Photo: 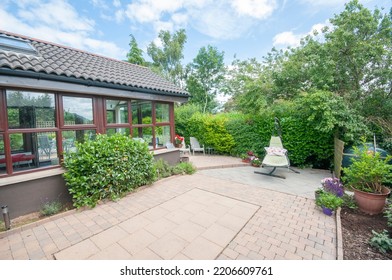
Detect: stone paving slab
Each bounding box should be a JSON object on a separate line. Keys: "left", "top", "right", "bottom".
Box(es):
{"left": 0, "top": 162, "right": 337, "bottom": 260}
{"left": 54, "top": 188, "right": 258, "bottom": 260}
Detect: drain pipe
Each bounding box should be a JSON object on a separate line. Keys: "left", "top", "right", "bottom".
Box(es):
{"left": 2, "top": 205, "right": 10, "bottom": 230}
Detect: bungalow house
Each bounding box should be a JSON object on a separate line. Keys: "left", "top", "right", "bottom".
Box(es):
{"left": 0, "top": 30, "right": 189, "bottom": 218}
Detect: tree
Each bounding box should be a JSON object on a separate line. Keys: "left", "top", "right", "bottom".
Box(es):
{"left": 186, "top": 45, "right": 226, "bottom": 113}
{"left": 222, "top": 57, "right": 271, "bottom": 114}
{"left": 126, "top": 34, "right": 146, "bottom": 66}
{"left": 147, "top": 29, "right": 187, "bottom": 86}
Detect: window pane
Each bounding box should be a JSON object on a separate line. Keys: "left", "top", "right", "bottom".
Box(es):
{"left": 106, "top": 100, "right": 128, "bottom": 124}
{"left": 156, "top": 125, "right": 171, "bottom": 148}
{"left": 156, "top": 103, "right": 170, "bottom": 123}
{"left": 106, "top": 128, "right": 130, "bottom": 136}
{"left": 132, "top": 127, "right": 155, "bottom": 148}
{"left": 132, "top": 100, "right": 152, "bottom": 124}
{"left": 6, "top": 91, "right": 55, "bottom": 129}
{"left": 7, "top": 132, "right": 58, "bottom": 172}
{"left": 63, "top": 96, "right": 93, "bottom": 125}
{"left": 0, "top": 134, "right": 5, "bottom": 174}
{"left": 62, "top": 130, "right": 96, "bottom": 154}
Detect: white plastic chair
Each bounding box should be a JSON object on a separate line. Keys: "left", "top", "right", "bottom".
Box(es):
{"left": 190, "top": 137, "right": 205, "bottom": 156}
{"left": 179, "top": 139, "right": 191, "bottom": 155}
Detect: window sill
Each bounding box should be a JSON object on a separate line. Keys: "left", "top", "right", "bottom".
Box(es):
{"left": 0, "top": 168, "right": 66, "bottom": 187}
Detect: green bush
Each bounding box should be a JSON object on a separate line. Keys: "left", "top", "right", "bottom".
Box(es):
{"left": 174, "top": 91, "right": 370, "bottom": 169}
{"left": 154, "top": 158, "right": 173, "bottom": 180}
{"left": 172, "top": 162, "right": 196, "bottom": 175}
{"left": 384, "top": 201, "right": 392, "bottom": 228}
{"left": 369, "top": 230, "right": 392, "bottom": 254}
{"left": 40, "top": 201, "right": 62, "bottom": 216}
{"left": 63, "top": 133, "right": 156, "bottom": 208}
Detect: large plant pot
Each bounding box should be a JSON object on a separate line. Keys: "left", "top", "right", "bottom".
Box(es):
{"left": 353, "top": 186, "right": 390, "bottom": 215}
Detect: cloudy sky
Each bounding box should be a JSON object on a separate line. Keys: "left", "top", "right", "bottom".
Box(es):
{"left": 0, "top": 0, "right": 389, "bottom": 64}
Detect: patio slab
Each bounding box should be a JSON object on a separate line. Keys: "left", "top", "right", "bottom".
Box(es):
{"left": 0, "top": 156, "right": 337, "bottom": 260}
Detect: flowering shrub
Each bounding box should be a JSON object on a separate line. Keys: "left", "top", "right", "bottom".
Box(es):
{"left": 251, "top": 157, "right": 261, "bottom": 166}
{"left": 174, "top": 134, "right": 184, "bottom": 145}
{"left": 321, "top": 177, "right": 344, "bottom": 197}
{"left": 242, "top": 151, "right": 257, "bottom": 163}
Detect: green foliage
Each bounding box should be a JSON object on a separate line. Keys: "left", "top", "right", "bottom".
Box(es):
{"left": 63, "top": 133, "right": 156, "bottom": 208}
{"left": 40, "top": 201, "right": 62, "bottom": 217}
{"left": 186, "top": 45, "right": 226, "bottom": 113}
{"left": 341, "top": 194, "right": 358, "bottom": 209}
{"left": 154, "top": 159, "right": 173, "bottom": 180}
{"left": 225, "top": 113, "right": 272, "bottom": 157}
{"left": 147, "top": 29, "right": 187, "bottom": 86}
{"left": 369, "top": 230, "right": 392, "bottom": 254}
{"left": 296, "top": 91, "right": 369, "bottom": 142}
{"left": 315, "top": 191, "right": 343, "bottom": 210}
{"left": 384, "top": 202, "right": 392, "bottom": 228}
{"left": 154, "top": 159, "right": 196, "bottom": 178}
{"left": 127, "top": 34, "right": 146, "bottom": 66}
{"left": 172, "top": 162, "right": 196, "bottom": 175}
{"left": 342, "top": 139, "right": 392, "bottom": 193}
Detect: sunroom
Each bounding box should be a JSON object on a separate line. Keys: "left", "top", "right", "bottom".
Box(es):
{"left": 0, "top": 30, "right": 188, "bottom": 218}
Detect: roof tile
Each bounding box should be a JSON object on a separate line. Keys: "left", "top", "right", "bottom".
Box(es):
{"left": 0, "top": 31, "right": 188, "bottom": 96}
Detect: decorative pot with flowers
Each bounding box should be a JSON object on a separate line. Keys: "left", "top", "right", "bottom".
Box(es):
{"left": 341, "top": 139, "right": 392, "bottom": 215}
{"left": 241, "top": 151, "right": 256, "bottom": 163}
{"left": 321, "top": 177, "right": 344, "bottom": 197}
{"left": 251, "top": 157, "right": 261, "bottom": 167}
{"left": 174, "top": 135, "right": 184, "bottom": 148}
{"left": 316, "top": 191, "right": 343, "bottom": 216}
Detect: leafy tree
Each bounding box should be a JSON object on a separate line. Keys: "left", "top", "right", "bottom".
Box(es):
{"left": 147, "top": 29, "right": 187, "bottom": 86}
{"left": 186, "top": 45, "right": 226, "bottom": 113}
{"left": 222, "top": 57, "right": 271, "bottom": 114}
{"left": 126, "top": 34, "right": 146, "bottom": 66}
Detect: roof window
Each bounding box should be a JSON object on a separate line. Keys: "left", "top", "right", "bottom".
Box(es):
{"left": 0, "top": 34, "right": 38, "bottom": 56}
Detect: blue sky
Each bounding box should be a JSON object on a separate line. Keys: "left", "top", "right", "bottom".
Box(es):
{"left": 0, "top": 0, "right": 390, "bottom": 65}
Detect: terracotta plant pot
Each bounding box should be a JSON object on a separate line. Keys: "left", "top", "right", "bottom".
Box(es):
{"left": 353, "top": 186, "right": 391, "bottom": 215}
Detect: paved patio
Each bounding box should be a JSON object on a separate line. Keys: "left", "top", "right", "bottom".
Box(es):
{"left": 0, "top": 155, "right": 338, "bottom": 260}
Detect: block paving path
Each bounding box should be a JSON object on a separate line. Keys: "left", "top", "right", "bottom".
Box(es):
{"left": 0, "top": 168, "right": 336, "bottom": 260}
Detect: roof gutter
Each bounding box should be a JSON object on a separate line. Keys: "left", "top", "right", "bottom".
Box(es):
{"left": 0, "top": 68, "right": 189, "bottom": 98}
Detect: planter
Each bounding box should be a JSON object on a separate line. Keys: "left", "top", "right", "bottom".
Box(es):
{"left": 322, "top": 206, "right": 333, "bottom": 216}
{"left": 353, "top": 186, "right": 391, "bottom": 215}
{"left": 174, "top": 143, "right": 183, "bottom": 148}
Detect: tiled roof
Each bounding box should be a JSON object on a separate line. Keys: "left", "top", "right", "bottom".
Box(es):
{"left": 0, "top": 30, "right": 188, "bottom": 97}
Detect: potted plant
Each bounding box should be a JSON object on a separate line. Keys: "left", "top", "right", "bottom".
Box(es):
{"left": 174, "top": 134, "right": 184, "bottom": 148}
{"left": 316, "top": 191, "right": 343, "bottom": 216}
{"left": 315, "top": 187, "right": 325, "bottom": 201}
{"left": 251, "top": 157, "right": 261, "bottom": 167}
{"left": 241, "top": 151, "right": 256, "bottom": 163}
{"left": 321, "top": 177, "right": 344, "bottom": 197}
{"left": 341, "top": 140, "right": 392, "bottom": 215}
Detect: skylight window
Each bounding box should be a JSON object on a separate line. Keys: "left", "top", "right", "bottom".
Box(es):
{"left": 0, "top": 35, "right": 38, "bottom": 56}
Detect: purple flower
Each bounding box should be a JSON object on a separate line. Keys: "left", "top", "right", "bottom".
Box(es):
{"left": 321, "top": 177, "right": 344, "bottom": 197}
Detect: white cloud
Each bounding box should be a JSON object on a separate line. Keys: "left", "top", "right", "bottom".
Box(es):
{"left": 17, "top": 0, "right": 94, "bottom": 32}
{"left": 231, "top": 0, "right": 277, "bottom": 19}
{"left": 0, "top": 1, "right": 126, "bottom": 60}
{"left": 273, "top": 21, "right": 330, "bottom": 47}
{"left": 115, "top": 9, "right": 125, "bottom": 23}
{"left": 113, "top": 0, "right": 121, "bottom": 8}
{"left": 273, "top": 31, "right": 302, "bottom": 47}
{"left": 122, "top": 0, "right": 277, "bottom": 40}
{"left": 299, "top": 0, "right": 347, "bottom": 7}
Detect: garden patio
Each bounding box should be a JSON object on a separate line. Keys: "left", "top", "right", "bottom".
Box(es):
{"left": 0, "top": 155, "right": 338, "bottom": 260}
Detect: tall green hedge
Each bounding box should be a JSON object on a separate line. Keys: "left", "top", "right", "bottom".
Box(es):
{"left": 63, "top": 133, "right": 155, "bottom": 208}
{"left": 175, "top": 90, "right": 368, "bottom": 169}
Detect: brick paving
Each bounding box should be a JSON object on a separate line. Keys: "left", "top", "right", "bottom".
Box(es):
{"left": 0, "top": 155, "right": 336, "bottom": 260}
